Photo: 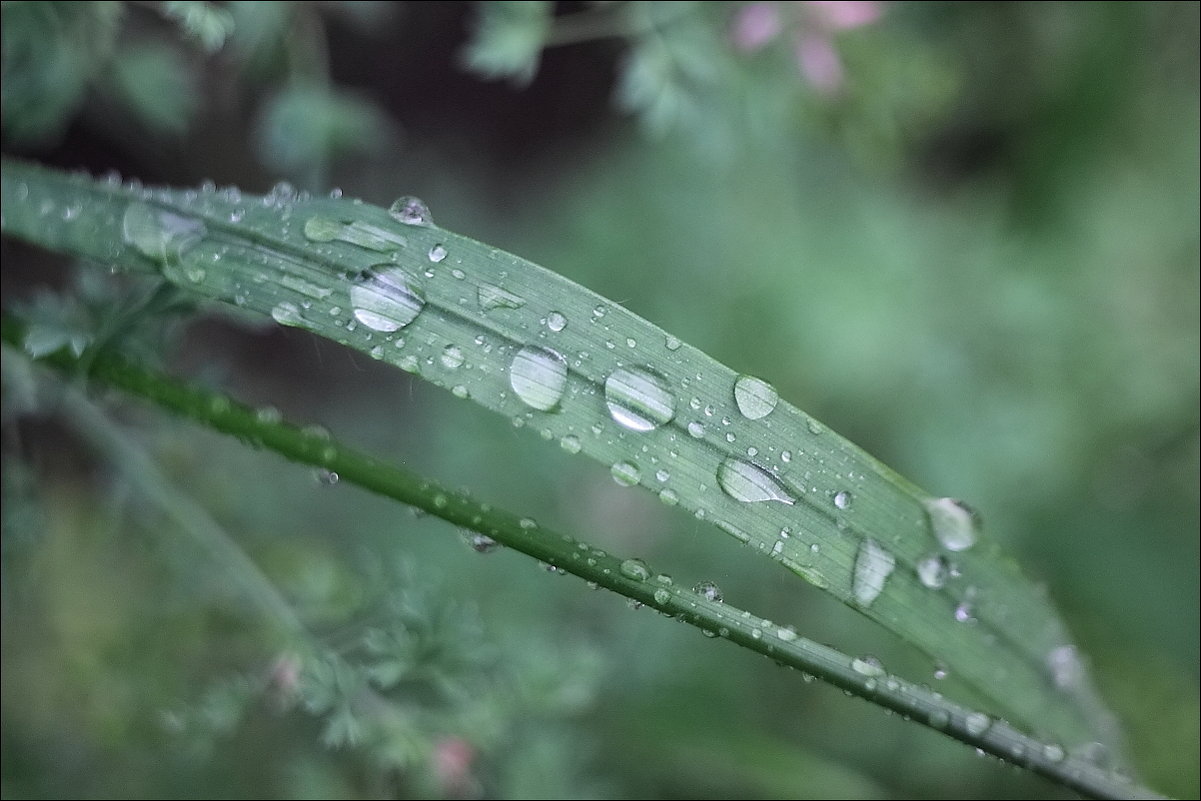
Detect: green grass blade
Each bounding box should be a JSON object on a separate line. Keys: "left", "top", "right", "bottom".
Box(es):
{"left": 0, "top": 316, "right": 1163, "bottom": 801}
{"left": 0, "top": 157, "right": 1121, "bottom": 756}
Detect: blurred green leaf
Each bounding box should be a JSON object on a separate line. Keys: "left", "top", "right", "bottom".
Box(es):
{"left": 161, "top": 0, "right": 235, "bottom": 54}
{"left": 104, "top": 43, "right": 198, "bottom": 136}
{"left": 254, "top": 84, "right": 391, "bottom": 175}
{"left": 461, "top": 0, "right": 553, "bottom": 87}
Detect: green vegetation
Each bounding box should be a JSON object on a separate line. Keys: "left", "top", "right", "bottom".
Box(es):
{"left": 2, "top": 2, "right": 1196, "bottom": 798}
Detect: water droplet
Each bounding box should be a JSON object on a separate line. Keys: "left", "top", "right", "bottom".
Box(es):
{"left": 313, "top": 469, "right": 339, "bottom": 486}
{"left": 440, "top": 344, "right": 464, "bottom": 370}
{"left": 388, "top": 195, "right": 432, "bottom": 226}
{"left": 611, "top": 461, "right": 641, "bottom": 487}
{"left": 304, "top": 216, "right": 406, "bottom": 251}
{"left": 658, "top": 488, "right": 679, "bottom": 506}
{"left": 693, "top": 582, "right": 723, "bottom": 602}
{"left": 928, "top": 710, "right": 951, "bottom": 730}
{"left": 546, "top": 311, "right": 567, "bottom": 332}
{"left": 687, "top": 421, "right": 705, "bottom": 438}
{"left": 965, "top": 712, "right": 991, "bottom": 737}
{"left": 619, "top": 559, "right": 651, "bottom": 581}
{"left": 733, "top": 375, "right": 778, "bottom": 420}
{"left": 954, "top": 601, "right": 974, "bottom": 623}
{"left": 604, "top": 366, "right": 676, "bottom": 432}
{"left": 653, "top": 588, "right": 672, "bottom": 605}
{"left": 266, "top": 180, "right": 297, "bottom": 206}
{"left": 776, "top": 626, "right": 798, "bottom": 642}
{"left": 271, "top": 302, "right": 305, "bottom": 327}
{"left": 462, "top": 531, "right": 499, "bottom": 553}
{"left": 851, "top": 656, "right": 885, "bottom": 677}
{"left": 833, "top": 490, "right": 853, "bottom": 510}
{"left": 933, "top": 661, "right": 949, "bottom": 680}
{"left": 560, "top": 435, "right": 582, "bottom": 454}
{"left": 806, "top": 417, "right": 823, "bottom": 435}
{"left": 1046, "top": 645, "right": 1084, "bottom": 691}
{"left": 852, "top": 539, "right": 896, "bottom": 606}
{"left": 478, "top": 283, "right": 527, "bottom": 311}
{"left": 592, "top": 304, "right": 607, "bottom": 319}
{"left": 925, "top": 497, "right": 980, "bottom": 552}
{"left": 509, "top": 345, "right": 567, "bottom": 411}
{"left": 916, "top": 554, "right": 950, "bottom": 589}
{"left": 1042, "top": 743, "right": 1066, "bottom": 763}
{"left": 428, "top": 243, "right": 447, "bottom": 263}
{"left": 780, "top": 450, "right": 792, "bottom": 463}
{"left": 122, "top": 202, "right": 205, "bottom": 266}
{"left": 717, "top": 458, "right": 796, "bottom": 505}
{"left": 350, "top": 267, "right": 425, "bottom": 332}
{"left": 665, "top": 335, "right": 681, "bottom": 351}
{"left": 451, "top": 385, "right": 470, "bottom": 399}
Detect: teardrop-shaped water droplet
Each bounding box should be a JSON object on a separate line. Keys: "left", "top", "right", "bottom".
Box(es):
{"left": 388, "top": 195, "right": 432, "bottom": 226}
{"left": 350, "top": 267, "right": 425, "bottom": 332}
{"left": 687, "top": 421, "right": 705, "bottom": 438}
{"left": 509, "top": 345, "right": 567, "bottom": 411}
{"left": 733, "top": 375, "right": 778, "bottom": 420}
{"left": 916, "top": 554, "right": 950, "bottom": 589}
{"left": 852, "top": 538, "right": 896, "bottom": 606}
{"left": 440, "top": 344, "right": 464, "bottom": 370}
{"left": 851, "top": 656, "right": 885, "bottom": 677}
{"left": 610, "top": 461, "right": 641, "bottom": 487}
{"left": 619, "top": 558, "right": 651, "bottom": 581}
{"left": 925, "top": 497, "right": 980, "bottom": 552}
{"left": 428, "top": 243, "right": 447, "bottom": 263}
{"left": 693, "top": 581, "right": 723, "bottom": 602}
{"left": 604, "top": 366, "right": 675, "bottom": 432}
{"left": 478, "top": 283, "right": 527, "bottom": 311}
{"left": 546, "top": 311, "right": 567, "bottom": 332}
{"left": 716, "top": 458, "right": 796, "bottom": 505}
{"left": 271, "top": 301, "right": 305, "bottom": 327}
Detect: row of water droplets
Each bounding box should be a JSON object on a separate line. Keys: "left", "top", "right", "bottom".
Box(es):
{"left": 117, "top": 180, "right": 984, "bottom": 613}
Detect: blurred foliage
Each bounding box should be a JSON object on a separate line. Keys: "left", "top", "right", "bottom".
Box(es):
{"left": 2, "top": 1, "right": 1197, "bottom": 798}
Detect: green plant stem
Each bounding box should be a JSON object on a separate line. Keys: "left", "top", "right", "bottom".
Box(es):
{"left": 0, "top": 315, "right": 1164, "bottom": 801}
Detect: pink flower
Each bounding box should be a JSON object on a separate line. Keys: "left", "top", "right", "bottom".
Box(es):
{"left": 433, "top": 737, "right": 478, "bottom": 798}
{"left": 732, "top": 3, "right": 783, "bottom": 51}
{"left": 804, "top": 1, "right": 883, "bottom": 31}
{"left": 796, "top": 33, "right": 845, "bottom": 95}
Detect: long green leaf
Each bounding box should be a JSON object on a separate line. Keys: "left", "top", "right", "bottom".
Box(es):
{"left": 0, "top": 158, "right": 1122, "bottom": 757}
{"left": 0, "top": 316, "right": 1160, "bottom": 800}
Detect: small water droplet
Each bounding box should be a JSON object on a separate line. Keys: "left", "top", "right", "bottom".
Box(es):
{"left": 519, "top": 517, "right": 538, "bottom": 530}
{"left": 780, "top": 450, "right": 792, "bottom": 463}
{"left": 1042, "top": 743, "right": 1066, "bottom": 763}
{"left": 916, "top": 554, "right": 950, "bottom": 589}
{"left": 546, "top": 311, "right": 567, "bottom": 332}
{"left": 954, "top": 601, "right": 974, "bottom": 623}
{"left": 851, "top": 656, "right": 885, "bottom": 677}
{"left": 440, "top": 344, "right": 464, "bottom": 370}
{"left": 852, "top": 539, "right": 896, "bottom": 606}
{"left": 451, "top": 385, "right": 470, "bottom": 399}
{"left": 619, "top": 558, "right": 651, "bottom": 581}
{"left": 560, "top": 435, "right": 582, "bottom": 454}
{"left": 933, "top": 661, "right": 949, "bottom": 680}
{"left": 717, "top": 458, "right": 796, "bottom": 505}
{"left": 122, "top": 202, "right": 205, "bottom": 266}
{"left": 388, "top": 195, "right": 432, "bottom": 226}
{"left": 665, "top": 335, "right": 682, "bottom": 351}
{"left": 653, "top": 588, "right": 672, "bottom": 605}
{"left": 266, "top": 180, "right": 297, "bottom": 206}
{"left": 313, "top": 469, "right": 339, "bottom": 486}
{"left": 478, "top": 283, "right": 527, "bottom": 311}
{"left": 925, "top": 497, "right": 980, "bottom": 552}
{"left": 350, "top": 267, "right": 425, "bottom": 332}
{"left": 1046, "top": 645, "right": 1084, "bottom": 691}
{"left": 428, "top": 243, "right": 447, "bottom": 263}
{"left": 658, "top": 488, "right": 679, "bottom": 506}
{"left": 604, "top": 366, "right": 676, "bottom": 432}
{"left": 693, "top": 582, "right": 723, "bottom": 602}
{"left": 733, "top": 375, "right": 779, "bottom": 420}
{"left": 928, "top": 709, "right": 950, "bottom": 729}
{"left": 777, "top": 626, "right": 798, "bottom": 642}
{"left": 687, "top": 421, "right": 706, "bottom": 438}
{"left": 610, "top": 461, "right": 641, "bottom": 487}
{"left": 833, "top": 490, "right": 853, "bottom": 510}
{"left": 965, "top": 712, "right": 991, "bottom": 737}
{"left": 806, "top": 417, "right": 823, "bottom": 435}
{"left": 462, "top": 531, "right": 499, "bottom": 553}
{"left": 592, "top": 304, "right": 607, "bottom": 319}
{"left": 509, "top": 345, "right": 567, "bottom": 411}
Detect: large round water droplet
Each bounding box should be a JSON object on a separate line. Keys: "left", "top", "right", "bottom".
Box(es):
{"left": 610, "top": 461, "right": 641, "bottom": 487}
{"left": 350, "top": 267, "right": 425, "bottom": 332}
{"left": 509, "top": 345, "right": 567, "bottom": 411}
{"left": 619, "top": 558, "right": 651, "bottom": 581}
{"left": 925, "top": 497, "right": 980, "bottom": 552}
{"left": 852, "top": 538, "right": 896, "bottom": 606}
{"left": 388, "top": 195, "right": 432, "bottom": 226}
{"left": 716, "top": 458, "right": 796, "bottom": 505}
{"left": 546, "top": 311, "right": 567, "bottom": 332}
{"left": 604, "top": 366, "right": 675, "bottom": 432}
{"left": 733, "top": 375, "right": 778, "bottom": 420}
{"left": 428, "top": 244, "right": 448, "bottom": 263}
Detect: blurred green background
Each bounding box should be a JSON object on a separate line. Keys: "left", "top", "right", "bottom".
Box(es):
{"left": 1, "top": 2, "right": 1197, "bottom": 798}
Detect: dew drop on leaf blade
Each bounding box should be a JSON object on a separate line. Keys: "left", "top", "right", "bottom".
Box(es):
{"left": 509, "top": 345, "right": 567, "bottom": 411}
